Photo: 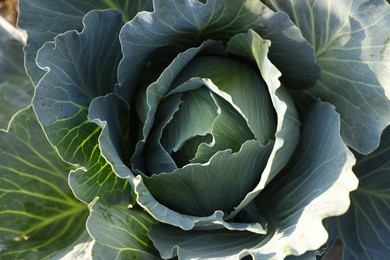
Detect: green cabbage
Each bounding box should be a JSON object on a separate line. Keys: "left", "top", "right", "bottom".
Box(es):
{"left": 1, "top": 0, "right": 389, "bottom": 259}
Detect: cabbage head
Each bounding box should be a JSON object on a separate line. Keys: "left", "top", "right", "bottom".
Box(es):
{"left": 1, "top": 0, "right": 390, "bottom": 259}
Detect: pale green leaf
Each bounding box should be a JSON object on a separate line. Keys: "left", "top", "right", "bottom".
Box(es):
{"left": 255, "top": 10, "right": 320, "bottom": 88}
{"left": 172, "top": 56, "right": 275, "bottom": 145}
{"left": 160, "top": 87, "right": 219, "bottom": 159}
{"left": 141, "top": 94, "right": 183, "bottom": 174}
{"left": 87, "top": 200, "right": 159, "bottom": 259}
{"left": 225, "top": 29, "right": 300, "bottom": 217}
{"left": 143, "top": 139, "right": 273, "bottom": 217}
{"left": 253, "top": 101, "right": 358, "bottom": 258}
{"left": 265, "top": 0, "right": 390, "bottom": 154}
{"left": 192, "top": 91, "right": 256, "bottom": 164}
{"left": 134, "top": 30, "right": 298, "bottom": 227}
{"left": 91, "top": 30, "right": 297, "bottom": 233}
{"left": 149, "top": 225, "right": 264, "bottom": 260}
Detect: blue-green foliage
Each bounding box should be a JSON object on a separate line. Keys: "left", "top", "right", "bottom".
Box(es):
{"left": 1, "top": 0, "right": 389, "bottom": 259}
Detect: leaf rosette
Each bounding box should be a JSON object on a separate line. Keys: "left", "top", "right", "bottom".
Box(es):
{"left": 5, "top": 0, "right": 389, "bottom": 259}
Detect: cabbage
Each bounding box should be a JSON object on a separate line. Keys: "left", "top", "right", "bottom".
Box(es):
{"left": 1, "top": 0, "right": 389, "bottom": 259}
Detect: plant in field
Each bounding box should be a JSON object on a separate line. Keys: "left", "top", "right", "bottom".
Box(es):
{"left": 0, "top": 0, "right": 389, "bottom": 259}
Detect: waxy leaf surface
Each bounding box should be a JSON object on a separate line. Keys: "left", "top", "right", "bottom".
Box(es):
{"left": 87, "top": 200, "right": 159, "bottom": 259}
{"left": 18, "top": 0, "right": 153, "bottom": 85}
{"left": 0, "top": 108, "right": 89, "bottom": 259}
{"left": 325, "top": 126, "right": 390, "bottom": 259}
{"left": 32, "top": 10, "right": 130, "bottom": 204}
{"left": 265, "top": 0, "right": 390, "bottom": 154}
{"left": 149, "top": 101, "right": 358, "bottom": 259}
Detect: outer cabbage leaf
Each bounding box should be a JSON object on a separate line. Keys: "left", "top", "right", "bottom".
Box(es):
{"left": 47, "top": 234, "right": 94, "bottom": 260}
{"left": 118, "top": 0, "right": 320, "bottom": 100}
{"left": 32, "top": 9, "right": 123, "bottom": 165}
{"left": 87, "top": 199, "right": 159, "bottom": 259}
{"left": 264, "top": 0, "right": 390, "bottom": 154}
{"left": 149, "top": 225, "right": 265, "bottom": 260}
{"left": 32, "top": 9, "right": 130, "bottom": 204}
{"left": 68, "top": 160, "right": 131, "bottom": 205}
{"left": 285, "top": 251, "right": 317, "bottom": 260}
{"left": 18, "top": 0, "right": 153, "bottom": 85}
{"left": 0, "top": 17, "right": 33, "bottom": 130}
{"left": 118, "top": 0, "right": 265, "bottom": 100}
{"left": 254, "top": 10, "right": 320, "bottom": 88}
{"left": 324, "top": 126, "right": 390, "bottom": 259}
{"left": 0, "top": 108, "right": 89, "bottom": 259}
{"left": 148, "top": 101, "right": 358, "bottom": 259}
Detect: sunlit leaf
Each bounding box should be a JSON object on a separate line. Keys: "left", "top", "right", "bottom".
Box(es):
{"left": 265, "top": 0, "right": 390, "bottom": 154}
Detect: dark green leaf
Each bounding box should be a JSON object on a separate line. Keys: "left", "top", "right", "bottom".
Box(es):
{"left": 68, "top": 157, "right": 131, "bottom": 205}
{"left": 255, "top": 101, "right": 358, "bottom": 258}
{"left": 0, "top": 108, "right": 89, "bottom": 259}
{"left": 69, "top": 93, "right": 132, "bottom": 205}
{"left": 130, "top": 40, "right": 226, "bottom": 175}
{"left": 31, "top": 10, "right": 129, "bottom": 204}
{"left": 117, "top": 0, "right": 266, "bottom": 101}
{"left": 32, "top": 9, "right": 124, "bottom": 165}
{"left": 18, "top": 0, "right": 153, "bottom": 85}
{"left": 0, "top": 18, "right": 33, "bottom": 129}
{"left": 324, "top": 126, "right": 390, "bottom": 259}
{"left": 68, "top": 93, "right": 134, "bottom": 205}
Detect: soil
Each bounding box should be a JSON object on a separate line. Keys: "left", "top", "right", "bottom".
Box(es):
{"left": 0, "top": 0, "right": 18, "bottom": 27}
